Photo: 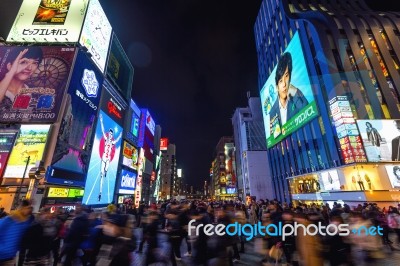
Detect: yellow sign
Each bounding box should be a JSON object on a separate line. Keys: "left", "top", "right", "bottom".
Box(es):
{"left": 48, "top": 187, "right": 69, "bottom": 198}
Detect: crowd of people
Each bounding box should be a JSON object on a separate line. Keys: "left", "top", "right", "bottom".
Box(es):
{"left": 1, "top": 198, "right": 400, "bottom": 266}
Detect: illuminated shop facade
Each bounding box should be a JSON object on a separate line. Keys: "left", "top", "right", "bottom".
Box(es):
{"left": 255, "top": 0, "right": 400, "bottom": 207}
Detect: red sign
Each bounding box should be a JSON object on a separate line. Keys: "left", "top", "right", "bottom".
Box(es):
{"left": 107, "top": 101, "right": 122, "bottom": 119}
{"left": 160, "top": 138, "right": 168, "bottom": 151}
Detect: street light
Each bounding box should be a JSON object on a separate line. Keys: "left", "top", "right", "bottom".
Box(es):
{"left": 13, "top": 156, "right": 30, "bottom": 210}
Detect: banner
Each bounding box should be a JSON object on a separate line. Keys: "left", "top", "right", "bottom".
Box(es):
{"left": 7, "top": 0, "right": 89, "bottom": 43}
{"left": 0, "top": 46, "right": 75, "bottom": 123}
{"left": 260, "top": 31, "right": 318, "bottom": 148}
{"left": 4, "top": 125, "right": 50, "bottom": 178}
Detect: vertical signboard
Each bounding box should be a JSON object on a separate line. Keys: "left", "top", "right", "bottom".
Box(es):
{"left": 329, "top": 96, "right": 367, "bottom": 164}
{"left": 79, "top": 0, "right": 112, "bottom": 73}
{"left": 4, "top": 125, "right": 50, "bottom": 178}
{"left": 160, "top": 138, "right": 168, "bottom": 151}
{"left": 0, "top": 46, "right": 75, "bottom": 123}
{"left": 0, "top": 132, "right": 17, "bottom": 179}
{"left": 47, "top": 51, "right": 103, "bottom": 186}
{"left": 125, "top": 100, "right": 141, "bottom": 146}
{"left": 83, "top": 82, "right": 126, "bottom": 205}
{"left": 135, "top": 148, "right": 145, "bottom": 207}
{"left": 7, "top": 0, "right": 89, "bottom": 43}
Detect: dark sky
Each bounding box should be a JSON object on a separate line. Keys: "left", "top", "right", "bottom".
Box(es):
{"left": 0, "top": 0, "right": 398, "bottom": 189}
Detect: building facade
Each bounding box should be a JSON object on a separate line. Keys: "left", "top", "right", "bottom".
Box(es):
{"left": 159, "top": 143, "right": 177, "bottom": 200}
{"left": 232, "top": 96, "right": 274, "bottom": 201}
{"left": 255, "top": 0, "right": 400, "bottom": 207}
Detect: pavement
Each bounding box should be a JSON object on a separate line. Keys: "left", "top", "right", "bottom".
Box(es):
{"left": 97, "top": 229, "right": 400, "bottom": 266}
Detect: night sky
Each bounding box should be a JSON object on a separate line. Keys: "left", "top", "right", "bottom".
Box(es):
{"left": 0, "top": 0, "right": 399, "bottom": 189}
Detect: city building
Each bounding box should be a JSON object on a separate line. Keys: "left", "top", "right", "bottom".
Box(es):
{"left": 255, "top": 0, "right": 400, "bottom": 207}
{"left": 232, "top": 95, "right": 274, "bottom": 201}
{"left": 159, "top": 143, "right": 177, "bottom": 200}
{"left": 211, "top": 136, "right": 237, "bottom": 200}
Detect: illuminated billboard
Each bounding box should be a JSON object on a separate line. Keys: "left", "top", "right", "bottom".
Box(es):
{"left": 118, "top": 168, "right": 137, "bottom": 194}
{"left": 260, "top": 31, "right": 318, "bottom": 148}
{"left": 106, "top": 33, "right": 134, "bottom": 100}
{"left": 160, "top": 138, "right": 168, "bottom": 151}
{"left": 145, "top": 110, "right": 156, "bottom": 136}
{"left": 125, "top": 100, "right": 141, "bottom": 146}
{"left": 82, "top": 110, "right": 123, "bottom": 205}
{"left": 122, "top": 141, "right": 138, "bottom": 170}
{"left": 0, "top": 132, "right": 17, "bottom": 178}
{"left": 385, "top": 165, "right": 400, "bottom": 188}
{"left": 357, "top": 119, "right": 400, "bottom": 162}
{"left": 319, "top": 170, "right": 341, "bottom": 191}
{"left": 7, "top": 0, "right": 89, "bottom": 43}
{"left": 79, "top": 0, "right": 112, "bottom": 73}
{"left": 47, "top": 51, "right": 103, "bottom": 186}
{"left": 4, "top": 125, "right": 50, "bottom": 178}
{"left": 0, "top": 46, "right": 75, "bottom": 123}
{"left": 48, "top": 187, "right": 69, "bottom": 198}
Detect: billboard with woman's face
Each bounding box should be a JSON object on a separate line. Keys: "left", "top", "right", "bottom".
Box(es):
{"left": 260, "top": 31, "right": 318, "bottom": 148}
{"left": 0, "top": 46, "right": 75, "bottom": 123}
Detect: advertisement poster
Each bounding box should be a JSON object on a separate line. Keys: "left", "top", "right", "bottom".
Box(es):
{"left": 79, "top": 0, "right": 112, "bottom": 73}
{"left": 33, "top": 0, "right": 72, "bottom": 25}
{"left": 82, "top": 110, "right": 122, "bottom": 205}
{"left": 260, "top": 31, "right": 318, "bottom": 148}
{"left": 47, "top": 51, "right": 103, "bottom": 186}
{"left": 106, "top": 33, "right": 133, "bottom": 100}
{"left": 122, "top": 141, "right": 138, "bottom": 170}
{"left": 356, "top": 120, "right": 400, "bottom": 162}
{"left": 0, "top": 46, "right": 75, "bottom": 123}
{"left": 7, "top": 0, "right": 89, "bottom": 43}
{"left": 0, "top": 131, "right": 17, "bottom": 178}
{"left": 319, "top": 170, "right": 341, "bottom": 191}
{"left": 385, "top": 165, "right": 400, "bottom": 188}
{"left": 118, "top": 168, "right": 137, "bottom": 194}
{"left": 3, "top": 125, "right": 50, "bottom": 178}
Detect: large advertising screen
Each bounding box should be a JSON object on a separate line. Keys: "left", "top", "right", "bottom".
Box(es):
{"left": 125, "top": 100, "right": 141, "bottom": 146}
{"left": 0, "top": 46, "right": 75, "bottom": 123}
{"left": 82, "top": 110, "right": 123, "bottom": 205}
{"left": 6, "top": 0, "right": 89, "bottom": 43}
{"left": 4, "top": 125, "right": 50, "bottom": 178}
{"left": 122, "top": 141, "right": 138, "bottom": 170}
{"left": 357, "top": 119, "right": 400, "bottom": 162}
{"left": 260, "top": 31, "right": 318, "bottom": 148}
{"left": 47, "top": 51, "right": 103, "bottom": 186}
{"left": 106, "top": 33, "right": 134, "bottom": 100}
{"left": 118, "top": 168, "right": 137, "bottom": 194}
{"left": 385, "top": 165, "right": 400, "bottom": 188}
{"left": 79, "top": 0, "right": 112, "bottom": 73}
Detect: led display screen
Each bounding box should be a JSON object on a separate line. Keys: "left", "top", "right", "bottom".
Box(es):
{"left": 6, "top": 0, "right": 89, "bottom": 43}
{"left": 357, "top": 119, "right": 400, "bottom": 162}
{"left": 47, "top": 51, "right": 103, "bottom": 186}
{"left": 260, "top": 31, "right": 318, "bottom": 148}
{"left": 118, "top": 168, "right": 137, "bottom": 194}
{"left": 82, "top": 110, "right": 123, "bottom": 205}
{"left": 106, "top": 33, "right": 134, "bottom": 100}
{"left": 79, "top": 0, "right": 112, "bottom": 73}
{"left": 0, "top": 46, "right": 75, "bottom": 123}
{"left": 4, "top": 125, "right": 50, "bottom": 178}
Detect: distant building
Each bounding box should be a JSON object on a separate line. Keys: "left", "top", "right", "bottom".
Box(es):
{"left": 232, "top": 96, "right": 274, "bottom": 201}
{"left": 159, "top": 143, "right": 177, "bottom": 200}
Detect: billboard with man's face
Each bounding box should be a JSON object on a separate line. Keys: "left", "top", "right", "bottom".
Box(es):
{"left": 357, "top": 119, "right": 400, "bottom": 162}
{"left": 260, "top": 31, "right": 318, "bottom": 148}
{"left": 0, "top": 46, "right": 75, "bottom": 123}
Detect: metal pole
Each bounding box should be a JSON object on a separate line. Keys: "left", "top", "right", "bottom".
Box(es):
{"left": 13, "top": 156, "right": 30, "bottom": 210}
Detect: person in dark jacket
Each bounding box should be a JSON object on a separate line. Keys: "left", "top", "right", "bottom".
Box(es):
{"left": 0, "top": 200, "right": 34, "bottom": 266}
{"left": 62, "top": 205, "right": 90, "bottom": 266}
